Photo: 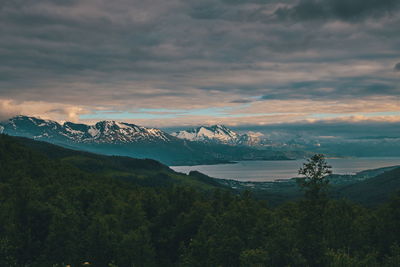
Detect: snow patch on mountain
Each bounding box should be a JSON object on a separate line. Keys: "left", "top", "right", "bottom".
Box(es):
{"left": 172, "top": 125, "right": 268, "bottom": 147}
{"left": 0, "top": 116, "right": 175, "bottom": 144}
{"left": 172, "top": 125, "right": 240, "bottom": 145}
{"left": 0, "top": 116, "right": 273, "bottom": 148}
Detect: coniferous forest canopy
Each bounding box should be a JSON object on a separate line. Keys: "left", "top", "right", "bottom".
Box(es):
{"left": 1, "top": 0, "right": 400, "bottom": 266}
{"left": 0, "top": 134, "right": 400, "bottom": 267}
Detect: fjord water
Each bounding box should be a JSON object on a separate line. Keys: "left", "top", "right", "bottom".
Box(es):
{"left": 171, "top": 157, "right": 400, "bottom": 182}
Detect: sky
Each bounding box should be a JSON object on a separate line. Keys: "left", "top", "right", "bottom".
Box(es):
{"left": 0, "top": 0, "right": 399, "bottom": 130}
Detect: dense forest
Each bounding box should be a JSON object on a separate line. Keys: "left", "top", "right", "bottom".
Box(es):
{"left": 0, "top": 134, "right": 399, "bottom": 266}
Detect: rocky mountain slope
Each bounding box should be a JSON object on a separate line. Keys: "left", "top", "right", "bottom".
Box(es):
{"left": 0, "top": 116, "right": 295, "bottom": 165}
{"left": 172, "top": 125, "right": 269, "bottom": 147}
{"left": 0, "top": 115, "right": 173, "bottom": 144}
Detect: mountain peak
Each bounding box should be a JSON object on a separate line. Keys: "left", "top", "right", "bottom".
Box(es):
{"left": 172, "top": 124, "right": 240, "bottom": 145}
{"left": 1, "top": 116, "right": 268, "bottom": 147}
{"left": 210, "top": 124, "right": 225, "bottom": 128}
{"left": 8, "top": 115, "right": 59, "bottom": 126}
{"left": 0, "top": 116, "right": 174, "bottom": 144}
{"left": 11, "top": 115, "right": 48, "bottom": 121}
{"left": 172, "top": 125, "right": 268, "bottom": 147}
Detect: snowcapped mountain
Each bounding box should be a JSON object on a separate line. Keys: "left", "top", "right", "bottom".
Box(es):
{"left": 172, "top": 125, "right": 268, "bottom": 147}
{"left": 172, "top": 125, "right": 240, "bottom": 145}
{"left": 0, "top": 115, "right": 174, "bottom": 144}
{"left": 65, "top": 120, "right": 172, "bottom": 143}
{"left": 0, "top": 116, "right": 295, "bottom": 165}
{"left": 237, "top": 131, "right": 268, "bottom": 147}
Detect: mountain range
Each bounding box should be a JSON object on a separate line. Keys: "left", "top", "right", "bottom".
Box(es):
{"left": 0, "top": 115, "right": 173, "bottom": 144}
{"left": 0, "top": 116, "right": 300, "bottom": 165}
{"left": 172, "top": 125, "right": 269, "bottom": 147}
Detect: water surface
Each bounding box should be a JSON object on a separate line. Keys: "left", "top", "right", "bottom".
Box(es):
{"left": 171, "top": 158, "right": 400, "bottom": 182}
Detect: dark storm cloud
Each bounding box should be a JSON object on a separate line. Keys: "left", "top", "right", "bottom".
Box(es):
{"left": 220, "top": 0, "right": 272, "bottom": 4}
{"left": 260, "top": 78, "right": 399, "bottom": 100}
{"left": 275, "top": 0, "right": 400, "bottom": 22}
{"left": 165, "top": 120, "right": 400, "bottom": 141}
{"left": 232, "top": 121, "right": 400, "bottom": 139}
{"left": 0, "top": 0, "right": 399, "bottom": 123}
{"left": 230, "top": 99, "right": 255, "bottom": 103}
{"left": 0, "top": 0, "right": 170, "bottom": 99}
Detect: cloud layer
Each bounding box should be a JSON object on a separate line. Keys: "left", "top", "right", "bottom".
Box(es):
{"left": 0, "top": 0, "right": 399, "bottom": 126}
{"left": 275, "top": 0, "right": 400, "bottom": 22}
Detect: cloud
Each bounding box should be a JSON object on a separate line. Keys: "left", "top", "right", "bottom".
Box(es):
{"left": 219, "top": 0, "right": 273, "bottom": 5}
{"left": 275, "top": 0, "right": 400, "bottom": 22}
{"left": 231, "top": 119, "right": 400, "bottom": 141}
{"left": 395, "top": 62, "right": 400, "bottom": 71}
{"left": 0, "top": 100, "right": 21, "bottom": 121}
{"left": 230, "top": 99, "right": 255, "bottom": 104}
{"left": 0, "top": 99, "right": 88, "bottom": 122}
{"left": 260, "top": 79, "right": 398, "bottom": 100}
{"left": 0, "top": 0, "right": 399, "bottom": 126}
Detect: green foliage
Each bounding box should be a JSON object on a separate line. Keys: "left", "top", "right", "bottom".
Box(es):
{"left": 326, "top": 249, "right": 379, "bottom": 267}
{"left": 0, "top": 135, "right": 400, "bottom": 266}
{"left": 383, "top": 244, "right": 400, "bottom": 266}
{"left": 239, "top": 248, "right": 269, "bottom": 267}
{"left": 298, "top": 153, "right": 332, "bottom": 201}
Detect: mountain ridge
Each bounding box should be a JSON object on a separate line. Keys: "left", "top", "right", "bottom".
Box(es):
{"left": 172, "top": 124, "right": 268, "bottom": 147}
{"left": 0, "top": 115, "right": 297, "bottom": 165}
{"left": 0, "top": 115, "right": 175, "bottom": 144}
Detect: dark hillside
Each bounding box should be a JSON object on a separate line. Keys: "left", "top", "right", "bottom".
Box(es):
{"left": 0, "top": 134, "right": 400, "bottom": 266}
{"left": 7, "top": 135, "right": 224, "bottom": 190}
{"left": 338, "top": 167, "right": 400, "bottom": 205}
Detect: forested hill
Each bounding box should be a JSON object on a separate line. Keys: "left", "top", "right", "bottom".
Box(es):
{"left": 1, "top": 134, "right": 400, "bottom": 266}
{"left": 1, "top": 134, "right": 225, "bottom": 190}
{"left": 0, "top": 133, "right": 227, "bottom": 266}
{"left": 338, "top": 166, "right": 400, "bottom": 204}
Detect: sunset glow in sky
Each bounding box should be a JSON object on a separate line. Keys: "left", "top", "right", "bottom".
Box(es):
{"left": 0, "top": 0, "right": 399, "bottom": 127}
